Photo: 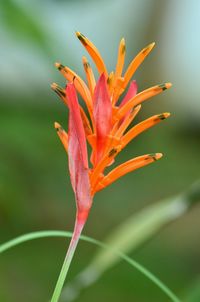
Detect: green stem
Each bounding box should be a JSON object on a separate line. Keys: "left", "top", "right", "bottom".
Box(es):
{"left": 50, "top": 216, "right": 86, "bottom": 302}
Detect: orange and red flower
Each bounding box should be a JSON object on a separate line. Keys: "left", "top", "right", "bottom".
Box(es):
{"left": 52, "top": 33, "right": 171, "bottom": 217}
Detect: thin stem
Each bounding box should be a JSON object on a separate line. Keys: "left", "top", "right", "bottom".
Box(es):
{"left": 50, "top": 216, "right": 86, "bottom": 302}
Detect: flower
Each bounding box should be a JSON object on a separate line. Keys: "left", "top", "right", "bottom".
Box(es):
{"left": 51, "top": 33, "right": 171, "bottom": 297}
{"left": 52, "top": 32, "right": 171, "bottom": 208}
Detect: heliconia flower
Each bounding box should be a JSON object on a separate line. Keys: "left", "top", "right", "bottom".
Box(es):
{"left": 51, "top": 32, "right": 172, "bottom": 300}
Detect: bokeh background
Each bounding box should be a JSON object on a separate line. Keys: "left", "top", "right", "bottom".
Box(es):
{"left": 0, "top": 0, "right": 200, "bottom": 301}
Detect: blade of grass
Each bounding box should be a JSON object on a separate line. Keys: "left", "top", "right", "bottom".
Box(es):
{"left": 0, "top": 230, "right": 180, "bottom": 302}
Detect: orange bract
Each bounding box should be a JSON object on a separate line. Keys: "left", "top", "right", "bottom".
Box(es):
{"left": 53, "top": 32, "right": 171, "bottom": 196}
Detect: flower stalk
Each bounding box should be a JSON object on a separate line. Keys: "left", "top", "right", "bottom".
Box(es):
{"left": 50, "top": 211, "right": 89, "bottom": 302}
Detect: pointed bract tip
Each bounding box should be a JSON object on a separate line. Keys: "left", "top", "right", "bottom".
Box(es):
{"left": 150, "top": 42, "right": 156, "bottom": 48}
{"left": 147, "top": 42, "right": 155, "bottom": 50}
{"left": 76, "top": 31, "right": 87, "bottom": 45}
{"left": 121, "top": 38, "right": 126, "bottom": 54}
{"left": 107, "top": 71, "right": 114, "bottom": 84}
{"left": 158, "top": 82, "right": 172, "bottom": 91}
{"left": 82, "top": 56, "right": 90, "bottom": 68}
{"left": 75, "top": 31, "right": 81, "bottom": 37}
{"left": 55, "top": 62, "right": 64, "bottom": 71}
{"left": 158, "top": 112, "right": 171, "bottom": 120}
{"left": 164, "top": 112, "right": 171, "bottom": 118}
{"left": 130, "top": 79, "right": 138, "bottom": 88}
{"left": 82, "top": 56, "right": 87, "bottom": 63}
{"left": 155, "top": 153, "right": 163, "bottom": 160}
{"left": 99, "top": 72, "right": 107, "bottom": 81}
{"left": 136, "top": 104, "right": 142, "bottom": 110}
{"left": 143, "top": 42, "right": 155, "bottom": 54}
{"left": 109, "top": 71, "right": 114, "bottom": 77}
{"left": 98, "top": 73, "right": 108, "bottom": 87}
{"left": 165, "top": 82, "right": 172, "bottom": 89}
{"left": 51, "top": 82, "right": 57, "bottom": 90}
{"left": 148, "top": 153, "right": 163, "bottom": 161}
{"left": 54, "top": 122, "right": 61, "bottom": 130}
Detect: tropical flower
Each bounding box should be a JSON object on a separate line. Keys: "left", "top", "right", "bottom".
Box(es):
{"left": 50, "top": 32, "right": 171, "bottom": 300}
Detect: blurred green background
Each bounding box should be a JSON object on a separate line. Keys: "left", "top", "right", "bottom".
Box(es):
{"left": 0, "top": 0, "right": 200, "bottom": 301}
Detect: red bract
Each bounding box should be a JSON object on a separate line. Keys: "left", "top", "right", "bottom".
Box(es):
{"left": 66, "top": 83, "right": 92, "bottom": 221}
{"left": 119, "top": 80, "right": 138, "bottom": 108}
{"left": 118, "top": 80, "right": 138, "bottom": 125}
{"left": 93, "top": 74, "right": 112, "bottom": 164}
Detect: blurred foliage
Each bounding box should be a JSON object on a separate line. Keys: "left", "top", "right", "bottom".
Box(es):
{"left": 0, "top": 0, "right": 50, "bottom": 53}
{"left": 183, "top": 277, "right": 200, "bottom": 302}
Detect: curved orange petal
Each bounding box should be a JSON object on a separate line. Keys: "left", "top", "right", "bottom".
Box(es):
{"left": 55, "top": 63, "right": 93, "bottom": 118}
{"left": 94, "top": 153, "right": 162, "bottom": 193}
{"left": 112, "top": 43, "right": 155, "bottom": 103}
{"left": 76, "top": 32, "right": 108, "bottom": 77}
{"left": 82, "top": 56, "right": 96, "bottom": 95}
{"left": 115, "top": 83, "right": 172, "bottom": 121}
{"left": 115, "top": 105, "right": 141, "bottom": 138}
{"left": 54, "top": 122, "right": 68, "bottom": 153}
{"left": 123, "top": 42, "right": 155, "bottom": 89}
{"left": 107, "top": 71, "right": 115, "bottom": 93}
{"left": 51, "top": 82, "right": 93, "bottom": 137}
{"left": 115, "top": 38, "right": 126, "bottom": 80}
{"left": 51, "top": 82, "right": 68, "bottom": 106}
{"left": 121, "top": 113, "right": 170, "bottom": 148}
{"left": 90, "top": 145, "right": 122, "bottom": 190}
